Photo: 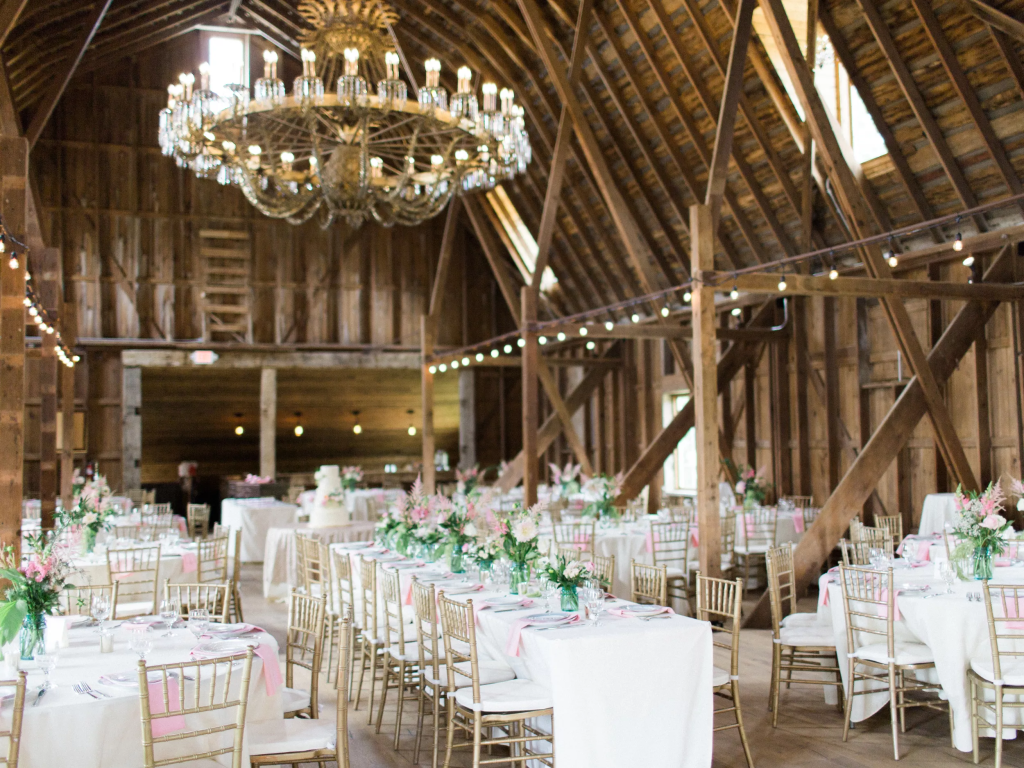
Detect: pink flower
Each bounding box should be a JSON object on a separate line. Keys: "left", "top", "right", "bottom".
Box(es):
{"left": 741, "top": 469, "right": 755, "bottom": 481}
{"left": 735, "top": 481, "right": 746, "bottom": 494}
{"left": 981, "top": 514, "right": 1006, "bottom": 530}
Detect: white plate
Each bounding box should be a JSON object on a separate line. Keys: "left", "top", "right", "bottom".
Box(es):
{"left": 621, "top": 605, "right": 666, "bottom": 617}
{"left": 528, "top": 612, "right": 575, "bottom": 625}
{"left": 337, "top": 541, "right": 374, "bottom": 549}
{"left": 484, "top": 596, "right": 524, "bottom": 607}
{"left": 99, "top": 671, "right": 175, "bottom": 687}
{"left": 899, "top": 584, "right": 930, "bottom": 593}
{"left": 387, "top": 562, "right": 423, "bottom": 570}
{"left": 193, "top": 638, "right": 258, "bottom": 656}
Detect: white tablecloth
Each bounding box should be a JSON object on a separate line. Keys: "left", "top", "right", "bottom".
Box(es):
{"left": 220, "top": 498, "right": 298, "bottom": 563}
{"left": 67, "top": 544, "right": 199, "bottom": 587}
{"left": 918, "top": 493, "right": 959, "bottom": 536}
{"left": 263, "top": 522, "right": 377, "bottom": 598}
{"left": 819, "top": 560, "right": 1024, "bottom": 751}
{"left": 10, "top": 621, "right": 282, "bottom": 767}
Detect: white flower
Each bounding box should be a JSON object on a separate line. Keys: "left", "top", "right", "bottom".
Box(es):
{"left": 1017, "top": 498, "right": 1024, "bottom": 512}
{"left": 981, "top": 514, "right": 1006, "bottom": 530}
{"left": 465, "top": 521, "right": 477, "bottom": 537}
{"left": 511, "top": 517, "right": 538, "bottom": 543}
{"left": 82, "top": 512, "right": 97, "bottom": 525}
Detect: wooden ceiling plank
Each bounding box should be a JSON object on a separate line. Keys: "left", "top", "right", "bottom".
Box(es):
{"left": 25, "top": 0, "right": 113, "bottom": 148}
{"left": 0, "top": 0, "right": 28, "bottom": 47}
{"left": 240, "top": 3, "right": 302, "bottom": 52}
{"left": 990, "top": 28, "right": 1024, "bottom": 105}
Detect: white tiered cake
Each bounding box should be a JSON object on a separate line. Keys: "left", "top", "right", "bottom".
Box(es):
{"left": 309, "top": 465, "right": 348, "bottom": 528}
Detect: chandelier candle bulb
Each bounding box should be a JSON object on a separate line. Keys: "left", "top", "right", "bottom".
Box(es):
{"left": 263, "top": 49, "right": 278, "bottom": 80}
{"left": 385, "top": 51, "right": 401, "bottom": 81}
{"left": 425, "top": 58, "right": 441, "bottom": 88}
{"left": 482, "top": 82, "right": 497, "bottom": 112}
{"left": 198, "top": 62, "right": 210, "bottom": 91}
{"left": 457, "top": 66, "right": 472, "bottom": 93}
{"left": 370, "top": 157, "right": 383, "bottom": 179}
{"left": 179, "top": 72, "right": 194, "bottom": 100}
{"left": 500, "top": 88, "right": 515, "bottom": 115}
{"left": 342, "top": 48, "right": 358, "bottom": 77}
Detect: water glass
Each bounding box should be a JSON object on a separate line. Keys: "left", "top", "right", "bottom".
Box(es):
{"left": 938, "top": 561, "right": 956, "bottom": 594}
{"left": 159, "top": 598, "right": 179, "bottom": 637}
{"left": 188, "top": 609, "right": 209, "bottom": 641}
{"left": 129, "top": 629, "right": 153, "bottom": 661}
{"left": 868, "top": 548, "right": 885, "bottom": 570}
{"left": 582, "top": 587, "right": 604, "bottom": 627}
{"left": 35, "top": 651, "right": 57, "bottom": 690}
{"left": 543, "top": 580, "right": 560, "bottom": 612}
{"left": 90, "top": 594, "right": 110, "bottom": 625}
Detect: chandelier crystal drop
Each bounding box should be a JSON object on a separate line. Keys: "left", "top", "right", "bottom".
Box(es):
{"left": 158, "top": 0, "right": 531, "bottom": 229}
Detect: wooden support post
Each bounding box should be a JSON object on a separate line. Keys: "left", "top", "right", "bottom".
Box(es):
{"left": 38, "top": 247, "right": 58, "bottom": 528}
{"left": 823, "top": 297, "right": 841, "bottom": 492}
{"left": 0, "top": 136, "right": 26, "bottom": 554}
{"left": 122, "top": 366, "right": 141, "bottom": 492}
{"left": 522, "top": 287, "right": 539, "bottom": 508}
{"left": 259, "top": 367, "right": 276, "bottom": 480}
{"left": 537, "top": 364, "right": 593, "bottom": 475}
{"left": 458, "top": 368, "right": 476, "bottom": 470}
{"left": 60, "top": 301, "right": 75, "bottom": 510}
{"left": 976, "top": 327, "right": 992, "bottom": 487}
{"left": 744, "top": 358, "right": 757, "bottom": 468}
{"left": 691, "top": 204, "right": 721, "bottom": 578}
{"left": 421, "top": 316, "right": 435, "bottom": 494}
{"left": 928, "top": 263, "right": 948, "bottom": 493}
{"left": 793, "top": 298, "right": 811, "bottom": 496}
{"left": 856, "top": 298, "right": 875, "bottom": 518}
{"left": 769, "top": 301, "right": 792, "bottom": 497}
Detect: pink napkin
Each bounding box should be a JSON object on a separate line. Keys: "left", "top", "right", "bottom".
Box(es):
{"left": 190, "top": 643, "right": 281, "bottom": 696}
{"left": 504, "top": 614, "right": 581, "bottom": 656}
{"left": 916, "top": 541, "right": 931, "bottom": 561}
{"left": 148, "top": 677, "right": 186, "bottom": 737}
{"left": 874, "top": 588, "right": 913, "bottom": 621}
{"left": 792, "top": 514, "right": 805, "bottom": 534}
{"left": 644, "top": 531, "right": 658, "bottom": 553}
{"left": 180, "top": 552, "right": 197, "bottom": 573}
{"left": 819, "top": 575, "right": 836, "bottom": 607}
{"left": 690, "top": 528, "right": 700, "bottom": 547}
{"left": 607, "top": 605, "right": 675, "bottom": 618}
{"left": 174, "top": 517, "right": 188, "bottom": 536}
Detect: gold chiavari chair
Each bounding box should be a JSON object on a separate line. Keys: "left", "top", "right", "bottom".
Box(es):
{"left": 127, "top": 488, "right": 148, "bottom": 506}
{"left": 649, "top": 520, "right": 696, "bottom": 614}
{"left": 720, "top": 512, "right": 737, "bottom": 579}
{"left": 875, "top": 515, "right": 904, "bottom": 550}
{"left": 298, "top": 535, "right": 324, "bottom": 595}
{"left": 141, "top": 503, "right": 174, "bottom": 527}
{"left": 438, "top": 593, "right": 554, "bottom": 768}
{"left": 330, "top": 547, "right": 359, "bottom": 691}
{"left": 163, "top": 581, "right": 229, "bottom": 623}
{"left": 970, "top": 582, "right": 1024, "bottom": 767}
{"left": 226, "top": 528, "right": 244, "bottom": 623}
{"left": 734, "top": 506, "right": 778, "bottom": 589}
{"left": 60, "top": 583, "right": 118, "bottom": 616}
{"left": 696, "top": 573, "right": 754, "bottom": 768}
{"left": 840, "top": 538, "right": 894, "bottom": 567}
{"left": 375, "top": 565, "right": 420, "bottom": 749}
{"left": 282, "top": 591, "right": 326, "bottom": 720}
{"left": 212, "top": 522, "right": 227, "bottom": 538}
{"left": 294, "top": 534, "right": 314, "bottom": 593}
{"left": 630, "top": 560, "right": 668, "bottom": 606}
{"left": 137, "top": 650, "right": 254, "bottom": 768}
{"left": 186, "top": 503, "right": 210, "bottom": 540}
{"left": 309, "top": 541, "right": 343, "bottom": 687}
{"left": 779, "top": 495, "right": 812, "bottom": 510}
{"left": 0, "top": 672, "right": 26, "bottom": 768}
{"left": 766, "top": 544, "right": 842, "bottom": 726}
{"left": 849, "top": 517, "right": 865, "bottom": 543}
{"left": 251, "top": 615, "right": 351, "bottom": 767}
{"left": 837, "top": 564, "right": 950, "bottom": 759}
{"left": 801, "top": 506, "right": 821, "bottom": 530}
{"left": 547, "top": 499, "right": 567, "bottom": 524}
{"left": 196, "top": 535, "right": 229, "bottom": 584}
{"left": 552, "top": 519, "right": 596, "bottom": 559}
{"left": 355, "top": 555, "right": 386, "bottom": 719}
{"left": 108, "top": 544, "right": 162, "bottom": 619}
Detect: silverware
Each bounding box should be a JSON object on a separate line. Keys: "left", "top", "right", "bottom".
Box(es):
{"left": 79, "top": 682, "right": 111, "bottom": 698}
{"left": 32, "top": 688, "right": 46, "bottom": 707}
{"left": 492, "top": 607, "right": 534, "bottom": 613}
{"left": 73, "top": 682, "right": 99, "bottom": 699}
{"left": 532, "top": 624, "right": 580, "bottom": 632}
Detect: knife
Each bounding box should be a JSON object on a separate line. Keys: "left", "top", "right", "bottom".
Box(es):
{"left": 32, "top": 688, "right": 46, "bottom": 707}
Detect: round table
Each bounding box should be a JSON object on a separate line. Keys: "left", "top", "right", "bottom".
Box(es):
{"left": 68, "top": 543, "right": 201, "bottom": 588}
{"left": 220, "top": 499, "right": 299, "bottom": 563}
{"left": 262, "top": 522, "right": 377, "bottom": 599}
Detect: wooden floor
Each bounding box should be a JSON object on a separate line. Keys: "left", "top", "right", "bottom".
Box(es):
{"left": 241, "top": 567, "right": 997, "bottom": 767}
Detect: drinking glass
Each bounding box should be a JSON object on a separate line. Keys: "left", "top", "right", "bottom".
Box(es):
{"left": 188, "top": 609, "right": 209, "bottom": 641}
{"left": 159, "top": 598, "right": 179, "bottom": 637}
{"left": 583, "top": 587, "right": 604, "bottom": 627}
{"left": 868, "top": 548, "right": 885, "bottom": 570}
{"left": 543, "top": 580, "right": 560, "bottom": 612}
{"left": 129, "top": 629, "right": 153, "bottom": 661}
{"left": 90, "top": 594, "right": 110, "bottom": 626}
{"left": 35, "top": 650, "right": 57, "bottom": 690}
{"left": 939, "top": 561, "right": 956, "bottom": 594}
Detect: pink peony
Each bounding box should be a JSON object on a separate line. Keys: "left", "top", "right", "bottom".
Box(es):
{"left": 980, "top": 514, "right": 1006, "bottom": 530}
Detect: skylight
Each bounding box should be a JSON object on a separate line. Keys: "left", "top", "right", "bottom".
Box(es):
{"left": 485, "top": 186, "right": 558, "bottom": 292}
{"left": 207, "top": 34, "right": 248, "bottom": 99}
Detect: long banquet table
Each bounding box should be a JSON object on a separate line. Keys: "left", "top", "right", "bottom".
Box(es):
{"left": 333, "top": 542, "right": 713, "bottom": 767}
{"left": 220, "top": 498, "right": 299, "bottom": 563}
{"left": 6, "top": 619, "right": 283, "bottom": 767}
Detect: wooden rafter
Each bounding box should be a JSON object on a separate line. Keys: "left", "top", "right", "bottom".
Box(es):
{"left": 0, "top": 0, "right": 27, "bottom": 48}
{"left": 463, "top": 196, "right": 523, "bottom": 326}
{"left": 962, "top": 0, "right": 1024, "bottom": 44}
{"left": 714, "top": 271, "right": 1024, "bottom": 301}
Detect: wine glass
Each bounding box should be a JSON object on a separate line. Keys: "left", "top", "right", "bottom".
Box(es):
{"left": 188, "top": 609, "right": 209, "bottom": 641}
{"left": 90, "top": 594, "right": 110, "bottom": 628}
{"left": 35, "top": 650, "right": 57, "bottom": 690}
{"left": 583, "top": 587, "right": 604, "bottom": 627}
{"left": 159, "top": 598, "right": 179, "bottom": 637}
{"left": 868, "top": 548, "right": 885, "bottom": 570}
{"left": 939, "top": 560, "right": 957, "bottom": 594}
{"left": 543, "top": 580, "right": 560, "bottom": 613}
{"left": 129, "top": 629, "right": 153, "bottom": 661}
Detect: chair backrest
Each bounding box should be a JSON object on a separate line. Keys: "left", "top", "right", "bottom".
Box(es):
{"left": 0, "top": 673, "right": 26, "bottom": 767}
{"left": 837, "top": 564, "right": 894, "bottom": 661}
{"left": 980, "top": 582, "right": 1024, "bottom": 686}
{"left": 648, "top": 521, "right": 692, "bottom": 572}
{"left": 547, "top": 499, "right": 566, "bottom": 524}
{"left": 739, "top": 506, "right": 778, "bottom": 550}
{"left": 437, "top": 592, "right": 484, "bottom": 706}
{"left": 552, "top": 520, "right": 596, "bottom": 557}
{"left": 840, "top": 537, "right": 893, "bottom": 566}
{"left": 849, "top": 517, "right": 864, "bottom": 543}
{"left": 875, "top": 515, "right": 904, "bottom": 548}
{"left": 212, "top": 522, "right": 227, "bottom": 538}
{"left": 138, "top": 650, "right": 254, "bottom": 768}
{"left": 229, "top": 528, "right": 242, "bottom": 588}
{"left": 127, "top": 488, "right": 147, "bottom": 505}
{"left": 285, "top": 591, "right": 325, "bottom": 709}
{"left": 108, "top": 544, "right": 162, "bottom": 617}
{"left": 630, "top": 560, "right": 668, "bottom": 606}
{"left": 378, "top": 565, "right": 410, "bottom": 656}
{"left": 295, "top": 534, "right": 317, "bottom": 592}
{"left": 357, "top": 556, "right": 379, "bottom": 640}
{"left": 766, "top": 543, "right": 797, "bottom": 636}
{"left": 667, "top": 505, "right": 694, "bottom": 524}
{"left": 186, "top": 504, "right": 210, "bottom": 540}
{"left": 411, "top": 579, "right": 441, "bottom": 684}
{"left": 197, "top": 536, "right": 229, "bottom": 584}
{"left": 330, "top": 547, "right": 356, "bottom": 626}
{"left": 695, "top": 573, "right": 744, "bottom": 677}
{"left": 720, "top": 512, "right": 737, "bottom": 559}
{"left": 61, "top": 583, "right": 119, "bottom": 616}
{"left": 164, "top": 581, "right": 229, "bottom": 623}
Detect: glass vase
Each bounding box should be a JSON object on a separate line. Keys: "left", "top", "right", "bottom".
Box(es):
{"left": 974, "top": 544, "right": 994, "bottom": 581}
{"left": 560, "top": 585, "right": 579, "bottom": 612}
{"left": 509, "top": 561, "right": 530, "bottom": 594}
{"left": 449, "top": 546, "right": 466, "bottom": 574}
{"left": 82, "top": 526, "right": 97, "bottom": 555}
{"left": 19, "top": 613, "right": 45, "bottom": 661}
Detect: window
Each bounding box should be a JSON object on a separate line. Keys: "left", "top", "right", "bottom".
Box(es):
{"left": 485, "top": 185, "right": 558, "bottom": 292}
{"left": 206, "top": 33, "right": 248, "bottom": 98}
{"left": 752, "top": 4, "right": 886, "bottom": 164}
{"left": 662, "top": 392, "right": 697, "bottom": 493}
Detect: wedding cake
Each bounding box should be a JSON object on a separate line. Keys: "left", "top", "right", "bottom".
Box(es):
{"left": 310, "top": 465, "right": 348, "bottom": 528}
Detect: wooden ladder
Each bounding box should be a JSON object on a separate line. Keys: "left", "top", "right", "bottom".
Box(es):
{"left": 199, "top": 228, "right": 252, "bottom": 343}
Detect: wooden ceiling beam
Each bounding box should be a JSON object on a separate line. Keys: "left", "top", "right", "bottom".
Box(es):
{"left": 0, "top": 0, "right": 28, "bottom": 48}
{"left": 240, "top": 3, "right": 302, "bottom": 53}
{"left": 537, "top": 362, "right": 593, "bottom": 474}
{"left": 962, "top": 0, "right": 1024, "bottom": 43}
{"left": 25, "top": 0, "right": 113, "bottom": 149}
{"left": 990, "top": 29, "right": 1024, "bottom": 105}
{"left": 560, "top": 181, "right": 638, "bottom": 304}
{"left": 717, "top": 271, "right": 1024, "bottom": 301}
{"left": 852, "top": 0, "right": 985, "bottom": 232}
{"left": 463, "top": 196, "right": 523, "bottom": 325}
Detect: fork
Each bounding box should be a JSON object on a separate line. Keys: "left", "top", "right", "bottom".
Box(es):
{"left": 78, "top": 682, "right": 111, "bottom": 698}
{"left": 73, "top": 682, "right": 99, "bottom": 699}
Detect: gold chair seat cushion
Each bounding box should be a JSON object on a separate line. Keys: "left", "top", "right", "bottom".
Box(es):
{"left": 850, "top": 641, "right": 934, "bottom": 666}
{"left": 712, "top": 666, "right": 732, "bottom": 687}
{"left": 425, "top": 660, "right": 516, "bottom": 689}
{"left": 970, "top": 656, "right": 1024, "bottom": 686}
{"left": 453, "top": 679, "right": 553, "bottom": 713}
{"left": 282, "top": 685, "right": 312, "bottom": 713}
{"left": 780, "top": 612, "right": 822, "bottom": 629}
{"left": 779, "top": 624, "right": 836, "bottom": 648}
{"left": 249, "top": 717, "right": 336, "bottom": 755}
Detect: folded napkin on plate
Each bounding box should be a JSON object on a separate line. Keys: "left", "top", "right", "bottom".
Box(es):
{"left": 190, "top": 643, "right": 281, "bottom": 696}
{"left": 606, "top": 605, "right": 675, "bottom": 619}
{"left": 180, "top": 552, "right": 198, "bottom": 573}
{"left": 474, "top": 598, "right": 533, "bottom": 620}
{"left": 148, "top": 677, "right": 187, "bottom": 737}
{"left": 504, "top": 614, "right": 581, "bottom": 657}
{"left": 124, "top": 618, "right": 163, "bottom": 630}
{"left": 203, "top": 623, "right": 264, "bottom": 636}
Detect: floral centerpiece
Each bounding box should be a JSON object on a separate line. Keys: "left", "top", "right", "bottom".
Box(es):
{"left": 436, "top": 496, "right": 481, "bottom": 573}
{"left": 549, "top": 462, "right": 582, "bottom": 499}
{"left": 0, "top": 532, "right": 74, "bottom": 659}
{"left": 341, "top": 466, "right": 363, "bottom": 492}
{"left": 497, "top": 502, "right": 545, "bottom": 592}
{"left": 539, "top": 552, "right": 595, "bottom": 611}
{"left": 455, "top": 465, "right": 481, "bottom": 496}
{"left": 470, "top": 537, "right": 502, "bottom": 574}
{"left": 734, "top": 464, "right": 770, "bottom": 509}
{"left": 244, "top": 473, "right": 273, "bottom": 484}
{"left": 582, "top": 473, "right": 623, "bottom": 520}
{"left": 61, "top": 472, "right": 116, "bottom": 553}
{"left": 951, "top": 482, "right": 1014, "bottom": 580}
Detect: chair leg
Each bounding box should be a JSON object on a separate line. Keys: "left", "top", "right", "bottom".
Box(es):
{"left": 995, "top": 693, "right": 1004, "bottom": 768}
{"left": 354, "top": 637, "right": 369, "bottom": 711}
{"left": 471, "top": 716, "right": 483, "bottom": 768}
{"left": 324, "top": 617, "right": 337, "bottom": 684}
{"left": 232, "top": 582, "right": 244, "bottom": 622}
{"left": 376, "top": 658, "right": 392, "bottom": 733}
{"left": 842, "top": 662, "right": 855, "bottom": 743}
{"left": 347, "top": 624, "right": 358, "bottom": 702}
{"left": 784, "top": 647, "right": 795, "bottom": 689}
{"left": 888, "top": 664, "right": 900, "bottom": 760}
{"left": 771, "top": 643, "right": 782, "bottom": 727}
{"left": 442, "top": 700, "right": 456, "bottom": 768}
{"left": 394, "top": 660, "right": 409, "bottom": 750}
{"left": 414, "top": 679, "right": 427, "bottom": 764}
{"left": 970, "top": 677, "right": 980, "bottom": 765}
{"left": 433, "top": 690, "right": 444, "bottom": 768}
{"left": 732, "top": 680, "right": 755, "bottom": 768}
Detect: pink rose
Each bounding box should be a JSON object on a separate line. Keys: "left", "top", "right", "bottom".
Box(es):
{"left": 981, "top": 514, "right": 1006, "bottom": 530}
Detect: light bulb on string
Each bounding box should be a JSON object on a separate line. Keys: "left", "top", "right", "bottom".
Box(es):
{"left": 490, "top": 349, "right": 499, "bottom": 358}
{"left": 556, "top": 332, "right": 566, "bottom": 342}
{"left": 7, "top": 255, "right": 17, "bottom": 270}
{"left": 233, "top": 413, "right": 244, "bottom": 436}
{"left": 605, "top": 321, "right": 614, "bottom": 331}
{"left": 778, "top": 274, "right": 787, "bottom": 291}
{"left": 660, "top": 307, "right": 669, "bottom": 317}
{"left": 462, "top": 357, "right": 470, "bottom": 366}
{"left": 731, "top": 307, "right": 742, "bottom": 317}
{"left": 352, "top": 411, "right": 362, "bottom": 435}
{"left": 439, "top": 363, "right": 447, "bottom": 372}
{"left": 428, "top": 365, "right": 437, "bottom": 374}
{"left": 293, "top": 412, "right": 303, "bottom": 437}
{"left": 962, "top": 254, "right": 975, "bottom": 267}
{"left": 631, "top": 313, "right": 640, "bottom": 323}
{"left": 729, "top": 284, "right": 739, "bottom": 301}
{"left": 407, "top": 409, "right": 416, "bottom": 436}
{"left": 683, "top": 291, "right": 692, "bottom": 302}
{"left": 451, "top": 360, "right": 459, "bottom": 369}
{"left": 503, "top": 344, "right": 513, "bottom": 353}
{"left": 586, "top": 340, "right": 595, "bottom": 350}
{"left": 476, "top": 353, "right": 484, "bottom": 362}
{"left": 953, "top": 218, "right": 963, "bottom": 252}
{"left": 829, "top": 267, "right": 839, "bottom": 280}
{"left": 538, "top": 336, "right": 547, "bottom": 345}
{"left": 517, "top": 338, "right": 525, "bottom": 348}
{"left": 579, "top": 326, "right": 588, "bottom": 336}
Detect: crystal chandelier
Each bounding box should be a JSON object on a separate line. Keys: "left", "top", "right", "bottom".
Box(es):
{"left": 157, "top": 0, "right": 531, "bottom": 228}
